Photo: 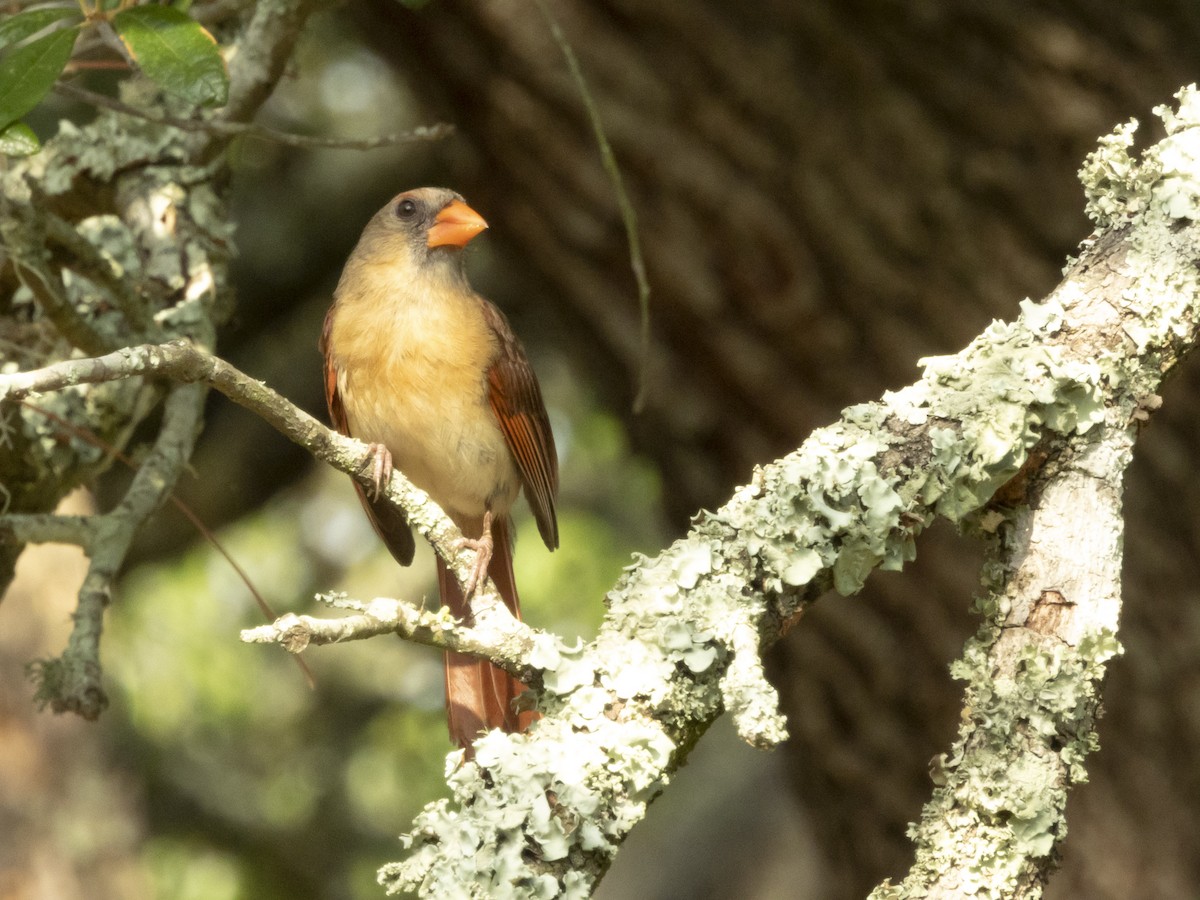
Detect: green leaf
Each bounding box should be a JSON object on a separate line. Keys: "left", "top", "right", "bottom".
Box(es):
{"left": 112, "top": 6, "right": 228, "bottom": 108}
{"left": 0, "top": 120, "right": 40, "bottom": 156}
{"left": 0, "top": 8, "right": 81, "bottom": 49}
{"left": 0, "top": 25, "right": 77, "bottom": 131}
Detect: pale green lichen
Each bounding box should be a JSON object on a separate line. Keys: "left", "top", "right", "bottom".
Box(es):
{"left": 1076, "top": 84, "right": 1200, "bottom": 228}
{"left": 729, "top": 425, "right": 909, "bottom": 599}
{"left": 902, "top": 298, "right": 1106, "bottom": 524}
{"left": 1078, "top": 119, "right": 1146, "bottom": 228}
{"left": 721, "top": 286, "right": 1107, "bottom": 608}
{"left": 1, "top": 76, "right": 233, "bottom": 514}
{"left": 380, "top": 711, "right": 675, "bottom": 897}
{"left": 719, "top": 617, "right": 788, "bottom": 748}
{"left": 884, "top": 617, "right": 1124, "bottom": 899}
{"left": 1079, "top": 84, "right": 1200, "bottom": 365}
{"left": 1150, "top": 87, "right": 1200, "bottom": 221}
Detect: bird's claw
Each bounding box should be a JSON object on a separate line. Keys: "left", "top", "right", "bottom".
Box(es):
{"left": 364, "top": 443, "right": 393, "bottom": 500}
{"left": 457, "top": 510, "right": 494, "bottom": 599}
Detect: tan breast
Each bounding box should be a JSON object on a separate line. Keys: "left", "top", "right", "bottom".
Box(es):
{"left": 327, "top": 261, "right": 522, "bottom": 534}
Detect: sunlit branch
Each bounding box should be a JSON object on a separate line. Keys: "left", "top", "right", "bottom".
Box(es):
{"left": 0, "top": 340, "right": 489, "bottom": 594}
{"left": 239, "top": 593, "right": 546, "bottom": 681}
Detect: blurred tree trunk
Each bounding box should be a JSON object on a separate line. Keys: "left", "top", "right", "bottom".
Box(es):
{"left": 350, "top": 2, "right": 1200, "bottom": 896}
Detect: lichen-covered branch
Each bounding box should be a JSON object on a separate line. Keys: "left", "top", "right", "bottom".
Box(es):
{"left": 863, "top": 86, "right": 1200, "bottom": 900}
{"left": 874, "top": 429, "right": 1127, "bottom": 899}
{"left": 367, "top": 87, "right": 1198, "bottom": 897}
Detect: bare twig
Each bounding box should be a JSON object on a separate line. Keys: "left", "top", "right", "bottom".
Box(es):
{"left": 53, "top": 81, "right": 455, "bottom": 150}
{"left": 29, "top": 382, "right": 206, "bottom": 718}
{"left": 240, "top": 594, "right": 544, "bottom": 681}
{"left": 18, "top": 400, "right": 316, "bottom": 689}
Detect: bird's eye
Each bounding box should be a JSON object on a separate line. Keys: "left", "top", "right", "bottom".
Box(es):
{"left": 395, "top": 198, "right": 418, "bottom": 219}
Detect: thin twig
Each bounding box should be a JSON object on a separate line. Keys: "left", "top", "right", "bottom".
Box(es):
{"left": 535, "top": 0, "right": 652, "bottom": 412}
{"left": 53, "top": 81, "right": 455, "bottom": 150}
{"left": 16, "top": 399, "right": 316, "bottom": 687}
{"left": 240, "top": 595, "right": 541, "bottom": 681}
{"left": 0, "top": 512, "right": 94, "bottom": 547}
{"left": 0, "top": 340, "right": 485, "bottom": 593}
{"left": 30, "top": 382, "right": 206, "bottom": 718}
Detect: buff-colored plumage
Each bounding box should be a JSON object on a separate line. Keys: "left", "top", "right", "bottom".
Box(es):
{"left": 329, "top": 230, "right": 520, "bottom": 535}
{"left": 321, "top": 187, "right": 557, "bottom": 751}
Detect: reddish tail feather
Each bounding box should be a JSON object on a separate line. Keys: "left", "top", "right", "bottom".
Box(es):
{"left": 438, "top": 516, "right": 535, "bottom": 751}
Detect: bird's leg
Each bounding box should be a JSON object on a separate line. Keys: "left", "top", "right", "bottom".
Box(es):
{"left": 457, "top": 509, "right": 494, "bottom": 599}
{"left": 362, "top": 442, "right": 393, "bottom": 500}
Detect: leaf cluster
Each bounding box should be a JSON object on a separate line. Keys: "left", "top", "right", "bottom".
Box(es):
{"left": 0, "top": 1, "right": 228, "bottom": 156}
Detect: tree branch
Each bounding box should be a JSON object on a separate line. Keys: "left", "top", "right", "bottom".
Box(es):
{"left": 877, "top": 426, "right": 1127, "bottom": 898}
{"left": 0, "top": 340, "right": 501, "bottom": 598}
{"left": 54, "top": 81, "right": 456, "bottom": 151}
{"left": 28, "top": 382, "right": 206, "bottom": 719}
{"left": 240, "top": 592, "right": 553, "bottom": 683}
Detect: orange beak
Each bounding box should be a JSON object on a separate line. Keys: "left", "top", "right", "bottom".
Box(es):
{"left": 427, "top": 200, "right": 488, "bottom": 248}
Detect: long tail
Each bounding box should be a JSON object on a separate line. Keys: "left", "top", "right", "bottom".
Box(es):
{"left": 438, "top": 516, "right": 533, "bottom": 750}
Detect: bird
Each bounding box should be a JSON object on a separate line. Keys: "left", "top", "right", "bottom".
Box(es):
{"left": 320, "top": 187, "right": 558, "bottom": 751}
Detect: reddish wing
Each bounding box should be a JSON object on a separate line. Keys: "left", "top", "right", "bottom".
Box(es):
{"left": 320, "top": 308, "right": 350, "bottom": 434}
{"left": 481, "top": 300, "right": 559, "bottom": 550}
{"left": 320, "top": 308, "right": 416, "bottom": 565}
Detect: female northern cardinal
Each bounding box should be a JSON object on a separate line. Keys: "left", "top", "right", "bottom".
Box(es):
{"left": 320, "top": 187, "right": 558, "bottom": 749}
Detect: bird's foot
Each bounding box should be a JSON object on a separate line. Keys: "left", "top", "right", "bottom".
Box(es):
{"left": 362, "top": 443, "right": 393, "bottom": 500}
{"left": 457, "top": 510, "right": 494, "bottom": 599}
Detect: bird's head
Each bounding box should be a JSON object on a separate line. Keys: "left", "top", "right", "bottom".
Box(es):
{"left": 335, "top": 187, "right": 489, "bottom": 308}
{"left": 360, "top": 187, "right": 488, "bottom": 261}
